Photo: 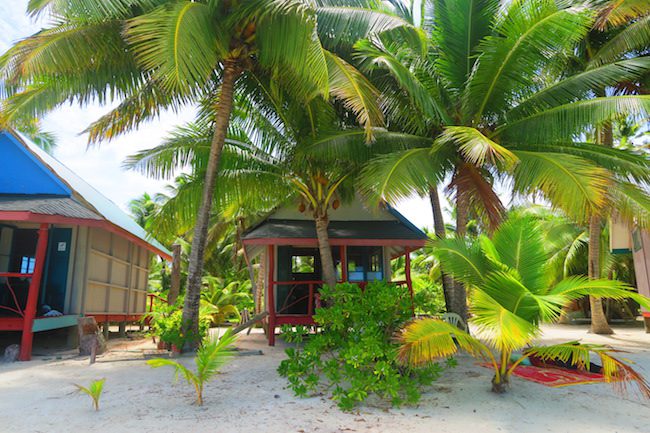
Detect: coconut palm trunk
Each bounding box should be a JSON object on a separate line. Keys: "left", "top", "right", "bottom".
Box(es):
{"left": 429, "top": 187, "right": 454, "bottom": 310}
{"left": 182, "top": 62, "right": 241, "bottom": 349}
{"left": 588, "top": 214, "right": 614, "bottom": 334}
{"left": 589, "top": 121, "right": 615, "bottom": 335}
{"left": 451, "top": 182, "right": 470, "bottom": 322}
{"left": 315, "top": 213, "right": 338, "bottom": 288}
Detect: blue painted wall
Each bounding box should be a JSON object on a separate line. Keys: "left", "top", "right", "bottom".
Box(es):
{"left": 0, "top": 131, "right": 71, "bottom": 196}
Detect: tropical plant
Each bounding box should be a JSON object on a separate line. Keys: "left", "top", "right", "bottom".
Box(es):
{"left": 200, "top": 276, "right": 252, "bottom": 325}
{"left": 278, "top": 281, "right": 446, "bottom": 410}
{"left": 147, "top": 330, "right": 237, "bottom": 405}
{"left": 145, "top": 301, "right": 211, "bottom": 349}
{"left": 351, "top": 0, "right": 650, "bottom": 323}
{"left": 74, "top": 378, "right": 106, "bottom": 411}
{"left": 0, "top": 0, "right": 417, "bottom": 349}
{"left": 398, "top": 215, "right": 650, "bottom": 393}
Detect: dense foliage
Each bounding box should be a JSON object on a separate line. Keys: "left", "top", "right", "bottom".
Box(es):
{"left": 146, "top": 300, "right": 211, "bottom": 349}
{"left": 278, "top": 282, "right": 446, "bottom": 410}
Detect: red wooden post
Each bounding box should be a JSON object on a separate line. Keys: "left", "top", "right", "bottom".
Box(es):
{"left": 404, "top": 247, "right": 414, "bottom": 314}
{"left": 19, "top": 224, "right": 49, "bottom": 361}
{"left": 340, "top": 245, "right": 347, "bottom": 282}
{"left": 267, "top": 245, "right": 276, "bottom": 346}
{"left": 308, "top": 283, "right": 314, "bottom": 316}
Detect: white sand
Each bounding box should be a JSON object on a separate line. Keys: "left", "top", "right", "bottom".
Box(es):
{"left": 1, "top": 324, "right": 649, "bottom": 433}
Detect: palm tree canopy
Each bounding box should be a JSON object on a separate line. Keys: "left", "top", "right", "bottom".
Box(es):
{"left": 351, "top": 0, "right": 650, "bottom": 226}
{"left": 1, "top": 0, "right": 419, "bottom": 142}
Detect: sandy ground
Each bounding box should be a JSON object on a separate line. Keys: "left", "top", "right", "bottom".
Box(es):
{"left": 1, "top": 324, "right": 649, "bottom": 433}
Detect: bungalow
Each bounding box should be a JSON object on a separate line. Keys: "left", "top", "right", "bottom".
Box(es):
{"left": 242, "top": 201, "right": 428, "bottom": 345}
{"left": 0, "top": 129, "right": 170, "bottom": 360}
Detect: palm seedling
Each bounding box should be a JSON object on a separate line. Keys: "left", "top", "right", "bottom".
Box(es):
{"left": 147, "top": 330, "right": 236, "bottom": 405}
{"left": 74, "top": 378, "right": 106, "bottom": 411}
{"left": 398, "top": 215, "right": 650, "bottom": 395}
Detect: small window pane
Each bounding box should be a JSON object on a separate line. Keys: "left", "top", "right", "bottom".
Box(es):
{"left": 292, "top": 255, "right": 315, "bottom": 273}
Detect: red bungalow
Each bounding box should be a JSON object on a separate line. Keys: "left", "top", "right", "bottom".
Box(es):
{"left": 242, "top": 201, "right": 428, "bottom": 345}
{"left": 0, "top": 129, "right": 171, "bottom": 360}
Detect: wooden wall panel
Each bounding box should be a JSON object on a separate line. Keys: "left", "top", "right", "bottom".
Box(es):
{"left": 84, "top": 228, "right": 151, "bottom": 317}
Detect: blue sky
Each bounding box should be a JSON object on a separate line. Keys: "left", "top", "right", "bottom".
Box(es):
{"left": 0, "top": 1, "right": 439, "bottom": 229}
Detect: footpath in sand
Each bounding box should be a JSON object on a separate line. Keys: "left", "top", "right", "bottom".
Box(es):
{"left": 1, "top": 324, "right": 649, "bottom": 433}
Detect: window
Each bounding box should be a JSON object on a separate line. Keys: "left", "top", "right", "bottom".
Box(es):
{"left": 291, "top": 255, "right": 315, "bottom": 273}
{"left": 20, "top": 256, "right": 36, "bottom": 274}
{"left": 347, "top": 246, "right": 383, "bottom": 282}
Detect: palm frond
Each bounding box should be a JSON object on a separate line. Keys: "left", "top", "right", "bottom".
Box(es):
{"left": 440, "top": 126, "right": 518, "bottom": 167}
{"left": 397, "top": 318, "right": 493, "bottom": 366}
{"left": 430, "top": 236, "right": 489, "bottom": 288}
{"left": 509, "top": 57, "right": 650, "bottom": 119}
{"left": 497, "top": 96, "right": 650, "bottom": 143}
{"left": 124, "top": 1, "right": 222, "bottom": 93}
{"left": 491, "top": 216, "right": 547, "bottom": 290}
{"left": 524, "top": 343, "right": 650, "bottom": 399}
{"left": 471, "top": 289, "right": 539, "bottom": 352}
{"left": 511, "top": 151, "right": 612, "bottom": 223}
{"left": 548, "top": 275, "right": 650, "bottom": 308}
{"left": 357, "top": 147, "right": 449, "bottom": 205}
{"left": 590, "top": 15, "right": 650, "bottom": 67}
{"left": 432, "top": 0, "right": 500, "bottom": 91}
{"left": 325, "top": 50, "right": 384, "bottom": 140}
{"left": 465, "top": 1, "right": 592, "bottom": 121}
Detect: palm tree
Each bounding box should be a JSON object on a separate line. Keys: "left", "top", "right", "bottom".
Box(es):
{"left": 129, "top": 192, "right": 165, "bottom": 229}
{"left": 398, "top": 215, "right": 650, "bottom": 395}
{"left": 352, "top": 0, "right": 650, "bottom": 321}
{"left": 1, "top": 0, "right": 416, "bottom": 348}
{"left": 127, "top": 81, "right": 416, "bottom": 288}
{"left": 572, "top": 0, "right": 650, "bottom": 334}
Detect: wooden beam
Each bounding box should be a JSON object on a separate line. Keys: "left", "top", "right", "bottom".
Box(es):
{"left": 242, "top": 237, "right": 426, "bottom": 248}
{"left": 19, "top": 223, "right": 49, "bottom": 361}
{"left": 231, "top": 311, "right": 269, "bottom": 335}
{"left": 0, "top": 211, "right": 171, "bottom": 260}
{"left": 267, "top": 245, "right": 276, "bottom": 346}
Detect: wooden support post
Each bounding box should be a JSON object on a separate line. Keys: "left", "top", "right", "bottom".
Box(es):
{"left": 103, "top": 322, "right": 109, "bottom": 340}
{"left": 308, "top": 283, "right": 314, "bottom": 316}
{"left": 267, "top": 245, "right": 276, "bottom": 346}
{"left": 340, "top": 245, "right": 347, "bottom": 282}
{"left": 404, "top": 248, "right": 414, "bottom": 314}
{"left": 19, "top": 223, "right": 49, "bottom": 361}
{"left": 168, "top": 243, "right": 181, "bottom": 305}
{"left": 118, "top": 321, "right": 127, "bottom": 338}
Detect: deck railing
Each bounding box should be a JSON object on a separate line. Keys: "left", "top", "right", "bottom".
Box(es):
{"left": 0, "top": 272, "right": 33, "bottom": 317}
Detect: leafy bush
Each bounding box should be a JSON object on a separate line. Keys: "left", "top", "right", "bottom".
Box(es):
{"left": 412, "top": 278, "right": 445, "bottom": 316}
{"left": 278, "top": 282, "right": 446, "bottom": 410}
{"left": 147, "top": 301, "right": 211, "bottom": 348}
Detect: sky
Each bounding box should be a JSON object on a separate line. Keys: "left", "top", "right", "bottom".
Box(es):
{"left": 0, "top": 1, "right": 440, "bottom": 230}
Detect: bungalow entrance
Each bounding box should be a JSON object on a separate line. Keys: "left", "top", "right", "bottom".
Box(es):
{"left": 242, "top": 201, "right": 428, "bottom": 345}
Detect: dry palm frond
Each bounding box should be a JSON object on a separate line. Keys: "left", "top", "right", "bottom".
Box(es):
{"left": 524, "top": 343, "right": 650, "bottom": 399}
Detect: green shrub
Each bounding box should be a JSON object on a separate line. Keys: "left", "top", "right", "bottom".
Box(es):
{"left": 147, "top": 301, "right": 211, "bottom": 348}
{"left": 412, "top": 278, "right": 446, "bottom": 316}
{"left": 278, "top": 282, "right": 446, "bottom": 410}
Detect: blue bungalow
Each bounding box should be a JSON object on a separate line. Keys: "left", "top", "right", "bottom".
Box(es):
{"left": 0, "top": 129, "right": 170, "bottom": 360}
